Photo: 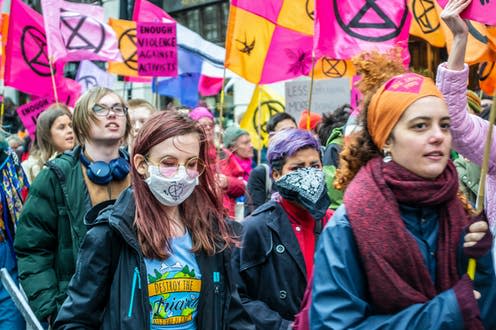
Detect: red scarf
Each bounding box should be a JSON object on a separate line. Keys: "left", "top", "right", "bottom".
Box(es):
{"left": 345, "top": 158, "right": 480, "bottom": 326}
{"left": 279, "top": 198, "right": 332, "bottom": 279}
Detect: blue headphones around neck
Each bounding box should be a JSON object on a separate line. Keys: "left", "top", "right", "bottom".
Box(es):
{"left": 79, "top": 148, "right": 130, "bottom": 185}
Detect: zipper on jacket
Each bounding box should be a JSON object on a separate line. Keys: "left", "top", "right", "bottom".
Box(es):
{"left": 128, "top": 266, "right": 141, "bottom": 318}
{"left": 213, "top": 271, "right": 221, "bottom": 330}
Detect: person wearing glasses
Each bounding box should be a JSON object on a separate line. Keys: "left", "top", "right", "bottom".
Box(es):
{"left": 53, "top": 111, "right": 254, "bottom": 330}
{"left": 14, "top": 87, "right": 132, "bottom": 327}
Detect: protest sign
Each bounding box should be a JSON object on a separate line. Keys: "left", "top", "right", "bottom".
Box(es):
{"left": 16, "top": 97, "right": 52, "bottom": 136}
{"left": 285, "top": 78, "right": 350, "bottom": 119}
{"left": 137, "top": 22, "right": 177, "bottom": 76}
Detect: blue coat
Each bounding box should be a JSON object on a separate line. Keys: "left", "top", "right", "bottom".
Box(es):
{"left": 310, "top": 204, "right": 496, "bottom": 329}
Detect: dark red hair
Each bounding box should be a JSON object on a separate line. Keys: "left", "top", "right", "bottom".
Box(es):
{"left": 131, "top": 110, "right": 235, "bottom": 259}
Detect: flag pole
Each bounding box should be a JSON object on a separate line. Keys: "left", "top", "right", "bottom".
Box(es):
{"left": 217, "top": 67, "right": 227, "bottom": 162}
{"left": 0, "top": 89, "right": 4, "bottom": 127}
{"left": 468, "top": 93, "right": 496, "bottom": 280}
{"left": 156, "top": 91, "right": 160, "bottom": 110}
{"left": 48, "top": 57, "right": 59, "bottom": 104}
{"left": 306, "top": 51, "right": 316, "bottom": 130}
{"left": 122, "top": 80, "right": 128, "bottom": 99}
{"left": 152, "top": 91, "right": 157, "bottom": 109}
{"left": 257, "top": 85, "right": 262, "bottom": 165}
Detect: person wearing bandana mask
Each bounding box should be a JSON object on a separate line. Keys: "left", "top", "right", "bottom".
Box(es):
{"left": 231, "top": 128, "right": 332, "bottom": 330}
{"left": 54, "top": 111, "right": 254, "bottom": 330}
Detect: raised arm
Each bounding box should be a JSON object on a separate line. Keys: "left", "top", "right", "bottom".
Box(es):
{"left": 437, "top": 0, "right": 496, "bottom": 174}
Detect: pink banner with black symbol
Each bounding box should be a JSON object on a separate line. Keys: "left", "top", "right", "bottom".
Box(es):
{"left": 314, "top": 0, "right": 412, "bottom": 61}
{"left": 41, "top": 0, "right": 122, "bottom": 63}
{"left": 5, "top": 0, "right": 65, "bottom": 96}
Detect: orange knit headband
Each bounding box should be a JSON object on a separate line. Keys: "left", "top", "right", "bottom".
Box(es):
{"left": 367, "top": 73, "right": 444, "bottom": 149}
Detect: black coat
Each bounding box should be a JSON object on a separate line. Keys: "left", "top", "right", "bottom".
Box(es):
{"left": 232, "top": 200, "right": 308, "bottom": 330}
{"left": 54, "top": 188, "right": 254, "bottom": 330}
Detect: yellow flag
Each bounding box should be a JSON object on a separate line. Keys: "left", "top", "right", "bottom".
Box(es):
{"left": 435, "top": 3, "right": 492, "bottom": 65}
{"left": 240, "top": 86, "right": 285, "bottom": 150}
{"left": 277, "top": 0, "right": 314, "bottom": 36}
{"left": 408, "top": 0, "right": 446, "bottom": 48}
{"left": 479, "top": 60, "right": 496, "bottom": 96}
{"left": 0, "top": 14, "right": 9, "bottom": 80}
{"left": 108, "top": 18, "right": 138, "bottom": 77}
{"left": 225, "top": 6, "right": 275, "bottom": 84}
{"left": 312, "top": 58, "right": 356, "bottom": 80}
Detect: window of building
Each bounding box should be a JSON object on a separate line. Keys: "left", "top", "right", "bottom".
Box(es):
{"left": 170, "top": 1, "right": 228, "bottom": 46}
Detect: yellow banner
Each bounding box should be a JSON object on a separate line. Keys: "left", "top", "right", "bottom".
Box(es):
{"left": 225, "top": 6, "right": 275, "bottom": 84}
{"left": 108, "top": 18, "right": 138, "bottom": 77}
{"left": 240, "top": 85, "right": 285, "bottom": 150}
{"left": 148, "top": 278, "right": 201, "bottom": 297}
{"left": 408, "top": 0, "right": 445, "bottom": 48}
{"left": 1, "top": 14, "right": 9, "bottom": 80}
{"left": 311, "top": 58, "right": 355, "bottom": 79}
{"left": 277, "top": 0, "right": 314, "bottom": 36}
{"left": 436, "top": 3, "right": 492, "bottom": 65}
{"left": 479, "top": 61, "right": 496, "bottom": 96}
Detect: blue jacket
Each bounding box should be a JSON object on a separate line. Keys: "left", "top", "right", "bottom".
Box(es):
{"left": 310, "top": 204, "right": 496, "bottom": 329}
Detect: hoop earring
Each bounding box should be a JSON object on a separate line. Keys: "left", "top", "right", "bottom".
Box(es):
{"left": 383, "top": 150, "right": 392, "bottom": 163}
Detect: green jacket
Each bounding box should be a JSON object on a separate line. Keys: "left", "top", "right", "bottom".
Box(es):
{"left": 454, "top": 156, "right": 481, "bottom": 207}
{"left": 14, "top": 146, "right": 92, "bottom": 321}
{"left": 323, "top": 127, "right": 344, "bottom": 210}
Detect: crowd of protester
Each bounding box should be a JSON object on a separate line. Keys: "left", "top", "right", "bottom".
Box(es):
{"left": 0, "top": 0, "right": 494, "bottom": 329}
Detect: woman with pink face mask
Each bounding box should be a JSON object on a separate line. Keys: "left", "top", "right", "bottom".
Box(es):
{"left": 54, "top": 111, "right": 254, "bottom": 330}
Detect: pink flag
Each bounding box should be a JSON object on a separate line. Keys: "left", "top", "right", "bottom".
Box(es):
{"left": 314, "top": 0, "right": 412, "bottom": 60}
{"left": 199, "top": 75, "right": 224, "bottom": 96}
{"left": 437, "top": 0, "right": 496, "bottom": 25}
{"left": 133, "top": 0, "right": 174, "bottom": 23}
{"left": 5, "top": 0, "right": 64, "bottom": 96}
{"left": 41, "top": 0, "right": 122, "bottom": 62}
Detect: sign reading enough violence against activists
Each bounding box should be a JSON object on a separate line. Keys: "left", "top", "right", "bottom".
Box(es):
{"left": 136, "top": 22, "right": 178, "bottom": 77}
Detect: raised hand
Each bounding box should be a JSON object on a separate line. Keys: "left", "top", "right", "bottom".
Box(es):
{"left": 440, "top": 0, "right": 472, "bottom": 36}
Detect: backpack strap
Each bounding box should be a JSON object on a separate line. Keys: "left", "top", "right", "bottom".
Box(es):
{"left": 314, "top": 219, "right": 322, "bottom": 248}
{"left": 261, "top": 163, "right": 272, "bottom": 200}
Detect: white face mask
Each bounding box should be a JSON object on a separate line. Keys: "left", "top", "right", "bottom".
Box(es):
{"left": 145, "top": 165, "right": 199, "bottom": 206}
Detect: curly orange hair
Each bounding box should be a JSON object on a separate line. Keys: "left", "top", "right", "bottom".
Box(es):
{"left": 333, "top": 48, "right": 475, "bottom": 215}
{"left": 334, "top": 48, "right": 405, "bottom": 191}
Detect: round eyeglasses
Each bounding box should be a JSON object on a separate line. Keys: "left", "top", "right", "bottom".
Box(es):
{"left": 147, "top": 156, "right": 206, "bottom": 179}
{"left": 92, "top": 104, "right": 128, "bottom": 117}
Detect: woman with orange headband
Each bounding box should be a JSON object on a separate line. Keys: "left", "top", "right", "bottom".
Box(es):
{"left": 309, "top": 1, "right": 496, "bottom": 328}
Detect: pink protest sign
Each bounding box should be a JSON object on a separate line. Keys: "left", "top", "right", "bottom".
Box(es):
{"left": 136, "top": 22, "right": 178, "bottom": 77}
{"left": 16, "top": 97, "right": 52, "bottom": 137}
{"left": 16, "top": 78, "right": 80, "bottom": 138}
{"left": 437, "top": 0, "right": 496, "bottom": 25}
